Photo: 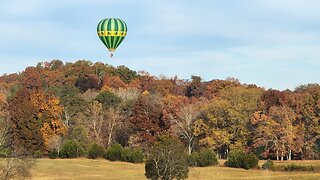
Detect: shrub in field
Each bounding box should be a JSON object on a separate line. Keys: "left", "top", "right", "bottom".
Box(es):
{"left": 104, "top": 143, "right": 145, "bottom": 163}
{"left": 187, "top": 152, "right": 199, "bottom": 167}
{"left": 243, "top": 153, "right": 259, "bottom": 169}
{"left": 285, "top": 164, "right": 314, "bottom": 171}
{"left": 226, "top": 151, "right": 243, "bottom": 168}
{"left": 124, "top": 148, "right": 144, "bottom": 163}
{"left": 226, "top": 151, "right": 259, "bottom": 169}
{"left": 104, "top": 143, "right": 125, "bottom": 161}
{"left": 88, "top": 143, "right": 105, "bottom": 159}
{"left": 262, "top": 159, "right": 274, "bottom": 170}
{"left": 48, "top": 149, "right": 59, "bottom": 159}
{"left": 197, "top": 149, "right": 218, "bottom": 167}
{"left": 33, "top": 150, "right": 43, "bottom": 158}
{"left": 145, "top": 137, "right": 189, "bottom": 180}
{"left": 60, "top": 140, "right": 85, "bottom": 158}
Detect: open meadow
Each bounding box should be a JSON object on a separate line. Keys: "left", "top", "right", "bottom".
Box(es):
{"left": 2, "top": 159, "right": 320, "bottom": 180}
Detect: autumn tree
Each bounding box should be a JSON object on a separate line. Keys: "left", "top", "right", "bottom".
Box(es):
{"left": 195, "top": 86, "right": 262, "bottom": 158}
{"left": 203, "top": 78, "right": 240, "bottom": 99}
{"left": 186, "top": 76, "right": 205, "bottom": 98}
{"left": 130, "top": 93, "right": 170, "bottom": 150}
{"left": 251, "top": 111, "right": 281, "bottom": 160}
{"left": 293, "top": 84, "right": 320, "bottom": 159}
{"left": 193, "top": 117, "right": 231, "bottom": 159}
{"left": 251, "top": 106, "right": 299, "bottom": 161}
{"left": 8, "top": 87, "right": 66, "bottom": 154}
{"left": 21, "top": 67, "right": 43, "bottom": 88}
{"left": 63, "top": 60, "right": 95, "bottom": 87}
{"left": 102, "top": 75, "right": 127, "bottom": 91}
{"left": 152, "top": 76, "right": 176, "bottom": 96}
{"left": 135, "top": 73, "right": 156, "bottom": 92}
{"left": 75, "top": 74, "right": 100, "bottom": 92}
{"left": 270, "top": 106, "right": 298, "bottom": 160}
{"left": 259, "top": 89, "right": 289, "bottom": 111}
{"left": 0, "top": 88, "right": 9, "bottom": 155}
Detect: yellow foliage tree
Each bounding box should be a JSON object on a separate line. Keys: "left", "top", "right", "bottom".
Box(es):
{"left": 39, "top": 95, "right": 65, "bottom": 151}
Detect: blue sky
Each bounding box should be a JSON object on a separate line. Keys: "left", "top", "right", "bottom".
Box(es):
{"left": 1, "top": 0, "right": 320, "bottom": 90}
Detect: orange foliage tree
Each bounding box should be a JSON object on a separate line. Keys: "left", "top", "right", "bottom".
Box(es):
{"left": 8, "top": 87, "right": 66, "bottom": 154}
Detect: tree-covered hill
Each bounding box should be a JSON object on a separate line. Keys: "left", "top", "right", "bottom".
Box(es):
{"left": 0, "top": 60, "right": 319, "bottom": 160}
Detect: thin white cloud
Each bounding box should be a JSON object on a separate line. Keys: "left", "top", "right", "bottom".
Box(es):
{"left": 255, "top": 0, "right": 320, "bottom": 19}
{"left": 1, "top": 0, "right": 144, "bottom": 16}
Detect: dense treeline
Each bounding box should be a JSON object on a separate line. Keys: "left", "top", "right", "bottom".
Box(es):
{"left": 0, "top": 60, "right": 319, "bottom": 161}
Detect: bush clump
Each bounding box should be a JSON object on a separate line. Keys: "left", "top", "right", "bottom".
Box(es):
{"left": 104, "top": 143, "right": 144, "bottom": 163}
{"left": 33, "top": 150, "right": 43, "bottom": 158}
{"left": 87, "top": 143, "right": 105, "bottom": 159}
{"left": 197, "top": 149, "right": 218, "bottom": 167}
{"left": 226, "top": 151, "right": 259, "bottom": 169}
{"left": 104, "top": 143, "right": 125, "bottom": 161}
{"left": 48, "top": 149, "right": 59, "bottom": 159}
{"left": 262, "top": 159, "right": 274, "bottom": 170}
{"left": 124, "top": 148, "right": 144, "bottom": 163}
{"left": 285, "top": 164, "right": 314, "bottom": 171}
{"left": 60, "top": 140, "right": 85, "bottom": 158}
{"left": 187, "top": 152, "right": 199, "bottom": 167}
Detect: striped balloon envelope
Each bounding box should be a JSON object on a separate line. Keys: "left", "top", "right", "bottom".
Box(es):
{"left": 97, "top": 18, "right": 127, "bottom": 57}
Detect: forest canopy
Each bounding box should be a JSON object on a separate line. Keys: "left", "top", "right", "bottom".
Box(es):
{"left": 0, "top": 60, "right": 319, "bottom": 161}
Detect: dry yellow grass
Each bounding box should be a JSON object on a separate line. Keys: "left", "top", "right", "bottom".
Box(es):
{"left": 31, "top": 158, "right": 145, "bottom": 180}
{"left": 2, "top": 158, "right": 320, "bottom": 179}
{"left": 189, "top": 166, "right": 320, "bottom": 180}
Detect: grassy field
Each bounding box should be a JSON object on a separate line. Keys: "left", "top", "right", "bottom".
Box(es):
{"left": 1, "top": 158, "right": 320, "bottom": 179}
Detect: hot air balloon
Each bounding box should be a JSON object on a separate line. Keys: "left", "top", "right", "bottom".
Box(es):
{"left": 97, "top": 18, "right": 127, "bottom": 57}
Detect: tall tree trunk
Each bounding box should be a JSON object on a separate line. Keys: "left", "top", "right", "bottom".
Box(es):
{"left": 276, "top": 150, "right": 279, "bottom": 161}
{"left": 288, "top": 149, "right": 292, "bottom": 161}
{"left": 281, "top": 151, "right": 284, "bottom": 161}
{"left": 107, "top": 132, "right": 112, "bottom": 148}
{"left": 188, "top": 142, "right": 192, "bottom": 155}
{"left": 225, "top": 148, "right": 229, "bottom": 159}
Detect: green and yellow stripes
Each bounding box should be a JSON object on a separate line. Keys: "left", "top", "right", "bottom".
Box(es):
{"left": 97, "top": 18, "right": 127, "bottom": 52}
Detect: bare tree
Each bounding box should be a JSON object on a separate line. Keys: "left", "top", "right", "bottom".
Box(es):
{"left": 105, "top": 108, "right": 123, "bottom": 147}
{"left": 81, "top": 89, "right": 99, "bottom": 102}
{"left": 0, "top": 149, "right": 36, "bottom": 180}
{"left": 171, "top": 104, "right": 200, "bottom": 154}
{"left": 79, "top": 100, "right": 123, "bottom": 147}
{"left": 79, "top": 101, "right": 104, "bottom": 145}
{"left": 47, "top": 135, "right": 63, "bottom": 155}
{"left": 114, "top": 88, "right": 140, "bottom": 102}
